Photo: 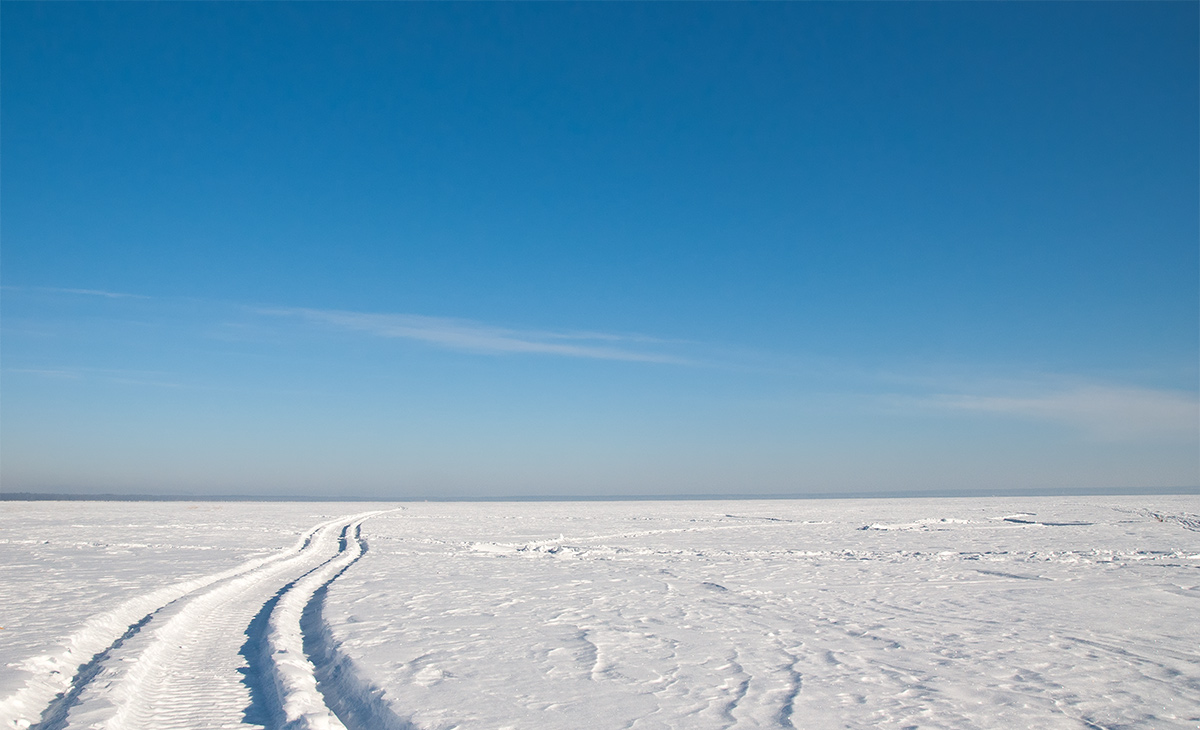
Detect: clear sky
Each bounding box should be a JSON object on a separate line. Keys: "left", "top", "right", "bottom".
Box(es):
{"left": 2, "top": 2, "right": 1197, "bottom": 498}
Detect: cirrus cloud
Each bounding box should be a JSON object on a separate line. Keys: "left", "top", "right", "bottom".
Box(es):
{"left": 259, "top": 307, "right": 691, "bottom": 365}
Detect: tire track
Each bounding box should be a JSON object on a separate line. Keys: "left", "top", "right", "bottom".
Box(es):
{"left": 2, "top": 512, "right": 388, "bottom": 730}
{"left": 1, "top": 515, "right": 350, "bottom": 730}
{"left": 98, "top": 512, "right": 386, "bottom": 730}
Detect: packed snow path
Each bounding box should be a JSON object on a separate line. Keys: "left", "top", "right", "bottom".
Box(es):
{"left": 0, "top": 511, "right": 387, "bottom": 730}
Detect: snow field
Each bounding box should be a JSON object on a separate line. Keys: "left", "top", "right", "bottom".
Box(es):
{"left": 0, "top": 497, "right": 1197, "bottom": 729}
{"left": 323, "top": 498, "right": 1200, "bottom": 729}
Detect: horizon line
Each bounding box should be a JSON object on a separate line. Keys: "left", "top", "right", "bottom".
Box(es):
{"left": 2, "top": 486, "right": 1197, "bottom": 503}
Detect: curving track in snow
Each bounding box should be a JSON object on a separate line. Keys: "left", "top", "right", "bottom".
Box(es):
{"left": 1, "top": 511, "right": 390, "bottom": 730}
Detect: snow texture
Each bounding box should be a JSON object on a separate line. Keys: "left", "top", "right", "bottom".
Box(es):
{"left": 1, "top": 497, "right": 1198, "bottom": 729}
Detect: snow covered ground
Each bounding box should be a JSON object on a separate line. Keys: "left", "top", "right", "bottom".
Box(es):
{"left": 1, "top": 497, "right": 1198, "bottom": 729}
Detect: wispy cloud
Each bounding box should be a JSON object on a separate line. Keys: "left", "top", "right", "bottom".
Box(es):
{"left": 4, "top": 368, "right": 84, "bottom": 379}
{"left": 259, "top": 307, "right": 690, "bottom": 364}
{"left": 2, "top": 285, "right": 149, "bottom": 299}
{"left": 51, "top": 287, "right": 148, "bottom": 299}
{"left": 4, "top": 367, "right": 182, "bottom": 388}
{"left": 922, "top": 385, "right": 1199, "bottom": 440}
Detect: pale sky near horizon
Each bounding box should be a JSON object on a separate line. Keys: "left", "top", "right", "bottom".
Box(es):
{"left": 2, "top": 3, "right": 1197, "bottom": 498}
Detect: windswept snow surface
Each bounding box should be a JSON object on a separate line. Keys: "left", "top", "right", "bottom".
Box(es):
{"left": 2, "top": 498, "right": 1198, "bottom": 729}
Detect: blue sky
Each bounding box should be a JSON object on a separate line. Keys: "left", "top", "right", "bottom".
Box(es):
{"left": 2, "top": 3, "right": 1197, "bottom": 497}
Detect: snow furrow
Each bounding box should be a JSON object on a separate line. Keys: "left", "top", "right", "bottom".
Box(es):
{"left": 774, "top": 650, "right": 802, "bottom": 730}
{"left": 1, "top": 515, "right": 348, "bottom": 730}
{"left": 717, "top": 653, "right": 749, "bottom": 727}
